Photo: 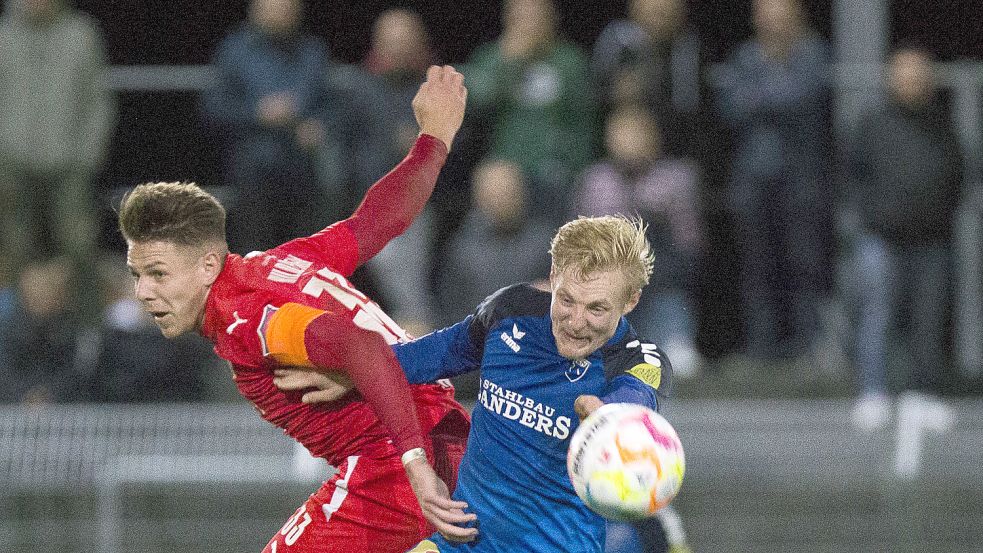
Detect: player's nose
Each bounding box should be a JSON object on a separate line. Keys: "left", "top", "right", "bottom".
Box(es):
{"left": 566, "top": 310, "right": 588, "bottom": 331}
{"left": 133, "top": 277, "right": 155, "bottom": 302}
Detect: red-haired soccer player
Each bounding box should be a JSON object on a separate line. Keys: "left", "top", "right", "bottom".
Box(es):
{"left": 118, "top": 65, "right": 477, "bottom": 551}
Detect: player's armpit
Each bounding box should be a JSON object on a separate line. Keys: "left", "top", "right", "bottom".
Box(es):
{"left": 262, "top": 303, "right": 325, "bottom": 367}
{"left": 602, "top": 375, "right": 660, "bottom": 412}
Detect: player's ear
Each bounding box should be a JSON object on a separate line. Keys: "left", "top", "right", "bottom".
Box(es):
{"left": 200, "top": 249, "right": 224, "bottom": 286}
{"left": 622, "top": 289, "right": 641, "bottom": 316}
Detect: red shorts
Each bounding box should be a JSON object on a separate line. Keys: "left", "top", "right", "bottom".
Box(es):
{"left": 263, "top": 417, "right": 468, "bottom": 553}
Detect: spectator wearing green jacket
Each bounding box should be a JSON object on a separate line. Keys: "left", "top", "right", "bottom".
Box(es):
{"left": 464, "top": 0, "right": 597, "bottom": 223}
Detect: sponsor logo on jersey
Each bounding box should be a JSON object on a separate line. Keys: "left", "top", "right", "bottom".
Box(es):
{"left": 226, "top": 311, "right": 248, "bottom": 335}
{"left": 625, "top": 340, "right": 664, "bottom": 389}
{"left": 478, "top": 379, "right": 571, "bottom": 440}
{"left": 512, "top": 323, "right": 526, "bottom": 340}
{"left": 565, "top": 358, "right": 591, "bottom": 382}
{"left": 501, "top": 331, "right": 521, "bottom": 353}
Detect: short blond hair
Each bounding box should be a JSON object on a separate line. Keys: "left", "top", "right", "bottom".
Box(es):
{"left": 549, "top": 215, "right": 654, "bottom": 297}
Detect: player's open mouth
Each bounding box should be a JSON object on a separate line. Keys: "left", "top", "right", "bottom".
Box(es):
{"left": 564, "top": 332, "right": 590, "bottom": 344}
{"left": 151, "top": 311, "right": 169, "bottom": 321}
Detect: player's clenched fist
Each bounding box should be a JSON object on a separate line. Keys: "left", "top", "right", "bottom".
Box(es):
{"left": 413, "top": 64, "right": 468, "bottom": 152}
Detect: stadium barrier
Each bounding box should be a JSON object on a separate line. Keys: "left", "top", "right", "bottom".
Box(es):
{"left": 2, "top": 399, "right": 981, "bottom": 552}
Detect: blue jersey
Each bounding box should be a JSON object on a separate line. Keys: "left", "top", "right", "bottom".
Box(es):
{"left": 393, "top": 284, "right": 672, "bottom": 553}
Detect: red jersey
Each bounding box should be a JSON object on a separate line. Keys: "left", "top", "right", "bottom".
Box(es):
{"left": 198, "top": 135, "right": 468, "bottom": 467}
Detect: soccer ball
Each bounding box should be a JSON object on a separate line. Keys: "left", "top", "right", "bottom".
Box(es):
{"left": 567, "top": 402, "right": 685, "bottom": 521}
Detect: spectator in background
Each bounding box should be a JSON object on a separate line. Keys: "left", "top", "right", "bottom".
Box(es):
{"left": 351, "top": 8, "right": 436, "bottom": 189}
{"left": 202, "top": 0, "right": 329, "bottom": 254}
{"left": 0, "top": 257, "right": 85, "bottom": 403}
{"left": 348, "top": 8, "right": 441, "bottom": 335}
{"left": 0, "top": 254, "right": 217, "bottom": 405}
{"left": 465, "top": 0, "right": 596, "bottom": 223}
{"left": 717, "top": 0, "right": 832, "bottom": 364}
{"left": 590, "top": 0, "right": 708, "bottom": 161}
{"left": 0, "top": 0, "right": 115, "bottom": 320}
{"left": 576, "top": 105, "right": 703, "bottom": 379}
{"left": 848, "top": 46, "right": 962, "bottom": 431}
{"left": 437, "top": 158, "right": 553, "bottom": 327}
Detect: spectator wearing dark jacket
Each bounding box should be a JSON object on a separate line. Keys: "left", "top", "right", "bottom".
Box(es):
{"left": 0, "top": 257, "right": 85, "bottom": 403}
{"left": 849, "top": 46, "right": 963, "bottom": 432}
{"left": 202, "top": 0, "right": 329, "bottom": 253}
{"left": 717, "top": 0, "right": 833, "bottom": 363}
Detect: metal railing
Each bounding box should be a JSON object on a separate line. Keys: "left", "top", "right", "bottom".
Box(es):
{"left": 2, "top": 399, "right": 982, "bottom": 552}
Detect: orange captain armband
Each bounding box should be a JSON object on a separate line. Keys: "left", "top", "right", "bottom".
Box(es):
{"left": 262, "top": 302, "right": 326, "bottom": 367}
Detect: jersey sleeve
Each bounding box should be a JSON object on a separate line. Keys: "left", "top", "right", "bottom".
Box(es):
{"left": 601, "top": 330, "right": 673, "bottom": 413}
{"left": 393, "top": 316, "right": 484, "bottom": 383}
{"left": 338, "top": 134, "right": 448, "bottom": 268}
{"left": 392, "top": 284, "right": 518, "bottom": 384}
{"left": 264, "top": 134, "right": 446, "bottom": 278}
{"left": 260, "top": 302, "right": 426, "bottom": 454}
{"left": 270, "top": 222, "right": 360, "bottom": 278}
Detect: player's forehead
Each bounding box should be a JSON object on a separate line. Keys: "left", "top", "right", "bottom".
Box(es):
{"left": 554, "top": 266, "right": 628, "bottom": 305}
{"left": 126, "top": 240, "right": 194, "bottom": 269}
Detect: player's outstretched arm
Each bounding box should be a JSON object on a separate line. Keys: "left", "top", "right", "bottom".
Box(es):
{"left": 300, "top": 314, "right": 478, "bottom": 542}
{"left": 413, "top": 64, "right": 468, "bottom": 153}
{"left": 343, "top": 65, "right": 467, "bottom": 267}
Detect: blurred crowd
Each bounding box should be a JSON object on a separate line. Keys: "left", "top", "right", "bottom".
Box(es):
{"left": 0, "top": 0, "right": 975, "bottom": 435}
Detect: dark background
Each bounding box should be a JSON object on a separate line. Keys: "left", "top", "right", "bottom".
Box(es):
{"left": 72, "top": 0, "right": 983, "bottom": 67}
{"left": 72, "top": 0, "right": 983, "bottom": 222}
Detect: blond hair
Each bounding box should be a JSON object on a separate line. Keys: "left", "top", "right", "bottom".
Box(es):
{"left": 118, "top": 182, "right": 226, "bottom": 247}
{"left": 549, "top": 215, "right": 654, "bottom": 297}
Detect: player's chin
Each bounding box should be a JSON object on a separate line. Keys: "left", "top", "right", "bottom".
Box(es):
{"left": 558, "top": 342, "right": 591, "bottom": 361}
{"left": 156, "top": 321, "right": 181, "bottom": 339}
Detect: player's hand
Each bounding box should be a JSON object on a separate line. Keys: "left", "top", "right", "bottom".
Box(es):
{"left": 404, "top": 457, "right": 478, "bottom": 543}
{"left": 574, "top": 394, "right": 604, "bottom": 421}
{"left": 412, "top": 65, "right": 467, "bottom": 152}
{"left": 272, "top": 368, "right": 354, "bottom": 404}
